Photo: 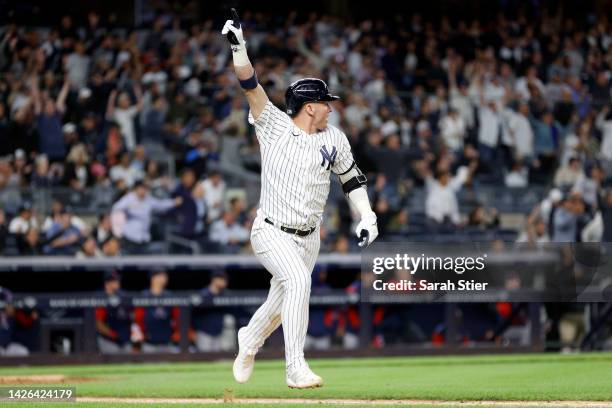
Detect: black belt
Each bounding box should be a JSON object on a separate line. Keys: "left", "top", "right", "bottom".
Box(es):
{"left": 264, "top": 218, "right": 316, "bottom": 237}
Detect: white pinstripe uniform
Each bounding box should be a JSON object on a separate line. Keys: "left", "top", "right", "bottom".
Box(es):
{"left": 240, "top": 100, "right": 355, "bottom": 370}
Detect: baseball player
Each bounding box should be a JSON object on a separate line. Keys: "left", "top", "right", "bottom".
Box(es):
{"left": 222, "top": 10, "right": 378, "bottom": 389}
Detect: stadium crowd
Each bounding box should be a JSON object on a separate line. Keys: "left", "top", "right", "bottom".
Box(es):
{"left": 0, "top": 5, "right": 610, "bottom": 257}
{"left": 0, "top": 2, "right": 611, "bottom": 356}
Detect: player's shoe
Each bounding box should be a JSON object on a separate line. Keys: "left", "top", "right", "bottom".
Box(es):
{"left": 286, "top": 364, "right": 323, "bottom": 389}
{"left": 233, "top": 327, "right": 256, "bottom": 383}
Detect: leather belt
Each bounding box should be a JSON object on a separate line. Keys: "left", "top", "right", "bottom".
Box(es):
{"left": 264, "top": 218, "right": 316, "bottom": 237}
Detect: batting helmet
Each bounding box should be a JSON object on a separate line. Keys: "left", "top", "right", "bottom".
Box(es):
{"left": 285, "top": 78, "right": 340, "bottom": 117}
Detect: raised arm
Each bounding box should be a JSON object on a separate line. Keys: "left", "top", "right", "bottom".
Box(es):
{"left": 221, "top": 9, "right": 269, "bottom": 119}
{"left": 30, "top": 75, "right": 42, "bottom": 115}
{"left": 106, "top": 89, "right": 118, "bottom": 120}
{"left": 56, "top": 78, "right": 70, "bottom": 114}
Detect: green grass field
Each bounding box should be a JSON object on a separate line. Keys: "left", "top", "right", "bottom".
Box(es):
{"left": 1, "top": 352, "right": 612, "bottom": 407}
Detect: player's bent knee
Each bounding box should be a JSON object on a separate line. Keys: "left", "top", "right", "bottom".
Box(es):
{"left": 281, "top": 273, "right": 311, "bottom": 293}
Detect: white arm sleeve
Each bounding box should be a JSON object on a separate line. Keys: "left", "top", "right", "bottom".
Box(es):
{"left": 347, "top": 186, "right": 375, "bottom": 218}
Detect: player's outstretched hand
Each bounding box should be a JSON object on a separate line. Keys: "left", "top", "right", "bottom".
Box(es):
{"left": 356, "top": 213, "right": 378, "bottom": 248}
{"left": 221, "top": 9, "right": 245, "bottom": 48}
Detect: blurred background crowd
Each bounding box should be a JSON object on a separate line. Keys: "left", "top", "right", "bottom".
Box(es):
{"left": 0, "top": 1, "right": 611, "bottom": 257}
{"left": 0, "top": 0, "right": 610, "bottom": 357}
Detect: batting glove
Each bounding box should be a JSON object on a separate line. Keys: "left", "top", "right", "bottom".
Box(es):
{"left": 356, "top": 212, "right": 378, "bottom": 248}
{"left": 221, "top": 19, "right": 245, "bottom": 51}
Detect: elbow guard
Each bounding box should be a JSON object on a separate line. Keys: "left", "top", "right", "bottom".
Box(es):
{"left": 338, "top": 164, "right": 367, "bottom": 195}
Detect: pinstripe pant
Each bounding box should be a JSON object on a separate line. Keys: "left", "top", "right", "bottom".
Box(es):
{"left": 240, "top": 215, "right": 320, "bottom": 370}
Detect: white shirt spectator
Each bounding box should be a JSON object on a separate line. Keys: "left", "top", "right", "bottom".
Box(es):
{"left": 596, "top": 110, "right": 612, "bottom": 161}
{"left": 439, "top": 113, "right": 466, "bottom": 152}
{"left": 505, "top": 167, "right": 529, "bottom": 188}
{"left": 209, "top": 214, "right": 250, "bottom": 245}
{"left": 110, "top": 164, "right": 142, "bottom": 189}
{"left": 449, "top": 88, "right": 474, "bottom": 129}
{"left": 9, "top": 216, "right": 39, "bottom": 234}
{"left": 200, "top": 176, "right": 226, "bottom": 222}
{"left": 42, "top": 214, "right": 87, "bottom": 234}
{"left": 506, "top": 109, "right": 534, "bottom": 158}
{"left": 515, "top": 76, "right": 545, "bottom": 100}
{"left": 425, "top": 167, "right": 470, "bottom": 224}
{"left": 111, "top": 191, "right": 176, "bottom": 243}
{"left": 113, "top": 107, "right": 139, "bottom": 151}
{"left": 478, "top": 104, "right": 501, "bottom": 148}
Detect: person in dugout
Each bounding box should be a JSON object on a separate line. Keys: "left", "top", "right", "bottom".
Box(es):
{"left": 134, "top": 268, "right": 180, "bottom": 353}
{"left": 192, "top": 270, "right": 230, "bottom": 352}
{"left": 305, "top": 268, "right": 339, "bottom": 350}
{"left": 95, "top": 270, "right": 133, "bottom": 354}
{"left": 340, "top": 278, "right": 385, "bottom": 349}
{"left": 0, "top": 287, "right": 29, "bottom": 356}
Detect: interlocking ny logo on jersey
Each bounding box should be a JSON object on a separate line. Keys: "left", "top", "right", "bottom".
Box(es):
{"left": 320, "top": 145, "right": 337, "bottom": 170}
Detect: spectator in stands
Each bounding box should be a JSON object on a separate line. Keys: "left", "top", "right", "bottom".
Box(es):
{"left": 193, "top": 270, "right": 229, "bottom": 352}
{"left": 96, "top": 270, "right": 132, "bottom": 354}
{"left": 111, "top": 180, "right": 182, "bottom": 254}
{"left": 106, "top": 87, "right": 143, "bottom": 151}
{"left": 8, "top": 202, "right": 39, "bottom": 250}
{"left": 31, "top": 77, "right": 69, "bottom": 161}
{"left": 76, "top": 236, "right": 103, "bottom": 258}
{"left": 30, "top": 154, "right": 61, "bottom": 187}
{"left": 573, "top": 164, "right": 604, "bottom": 207}
{"left": 43, "top": 208, "right": 85, "bottom": 255}
{"left": 200, "top": 171, "right": 226, "bottom": 223}
{"left": 141, "top": 96, "right": 167, "bottom": 152}
{"left": 422, "top": 163, "right": 476, "bottom": 230}
{"left": 110, "top": 152, "right": 142, "bottom": 189}
{"left": 477, "top": 100, "right": 502, "bottom": 170}
{"left": 506, "top": 102, "right": 535, "bottom": 163}
{"left": 467, "top": 206, "right": 500, "bottom": 231}
{"left": 0, "top": 287, "right": 29, "bottom": 356}
{"left": 0, "top": 209, "right": 7, "bottom": 254}
{"left": 554, "top": 157, "right": 585, "bottom": 189}
{"left": 208, "top": 211, "right": 249, "bottom": 253}
{"left": 95, "top": 214, "right": 112, "bottom": 244}
{"left": 101, "top": 236, "right": 122, "bottom": 257}
{"left": 532, "top": 111, "right": 564, "bottom": 175}
{"left": 65, "top": 41, "right": 90, "bottom": 90}
{"left": 551, "top": 193, "right": 589, "bottom": 242}
{"left": 171, "top": 168, "right": 198, "bottom": 239}
{"left": 63, "top": 144, "right": 92, "bottom": 191}
{"left": 516, "top": 213, "right": 551, "bottom": 246}
{"left": 135, "top": 269, "right": 180, "bottom": 353}
{"left": 596, "top": 107, "right": 612, "bottom": 167}
{"left": 505, "top": 161, "right": 529, "bottom": 188}
{"left": 439, "top": 108, "right": 466, "bottom": 154}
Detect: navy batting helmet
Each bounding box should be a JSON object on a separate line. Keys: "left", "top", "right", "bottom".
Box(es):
{"left": 285, "top": 78, "right": 340, "bottom": 117}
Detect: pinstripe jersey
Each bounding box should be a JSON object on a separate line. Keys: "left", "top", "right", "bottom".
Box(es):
{"left": 250, "top": 101, "right": 355, "bottom": 229}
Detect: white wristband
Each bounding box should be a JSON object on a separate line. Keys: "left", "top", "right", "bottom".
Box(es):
{"left": 348, "top": 187, "right": 375, "bottom": 219}
{"left": 231, "top": 42, "right": 250, "bottom": 67}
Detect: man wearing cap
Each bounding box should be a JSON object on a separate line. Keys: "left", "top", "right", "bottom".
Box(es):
{"left": 95, "top": 271, "right": 132, "bottom": 354}
{"left": 222, "top": 10, "right": 378, "bottom": 388}
{"left": 193, "top": 270, "right": 230, "bottom": 352}
{"left": 0, "top": 287, "right": 29, "bottom": 356}
{"left": 134, "top": 269, "right": 180, "bottom": 353}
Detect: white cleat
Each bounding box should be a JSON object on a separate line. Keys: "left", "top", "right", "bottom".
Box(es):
{"left": 286, "top": 365, "right": 323, "bottom": 389}
{"left": 233, "top": 328, "right": 256, "bottom": 384}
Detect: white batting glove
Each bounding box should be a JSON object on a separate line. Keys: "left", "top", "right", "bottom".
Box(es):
{"left": 221, "top": 19, "right": 246, "bottom": 51}
{"left": 356, "top": 212, "right": 378, "bottom": 248}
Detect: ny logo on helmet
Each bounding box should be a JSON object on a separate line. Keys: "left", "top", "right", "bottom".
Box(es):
{"left": 320, "top": 145, "right": 337, "bottom": 170}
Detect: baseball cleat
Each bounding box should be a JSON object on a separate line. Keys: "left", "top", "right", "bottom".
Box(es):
{"left": 233, "top": 328, "right": 256, "bottom": 383}
{"left": 286, "top": 365, "right": 323, "bottom": 389}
